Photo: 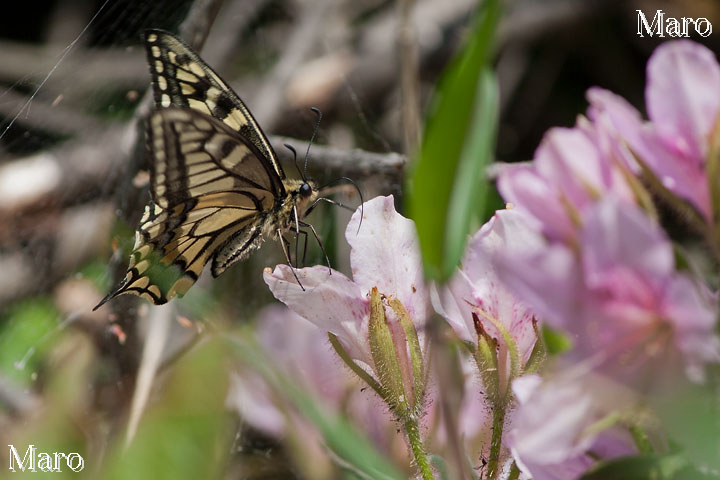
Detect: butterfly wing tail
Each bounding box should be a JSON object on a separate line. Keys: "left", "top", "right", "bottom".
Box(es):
{"left": 93, "top": 277, "right": 132, "bottom": 311}
{"left": 92, "top": 269, "right": 172, "bottom": 311}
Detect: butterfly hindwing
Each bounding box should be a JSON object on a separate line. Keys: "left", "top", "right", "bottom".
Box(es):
{"left": 143, "top": 29, "right": 283, "bottom": 179}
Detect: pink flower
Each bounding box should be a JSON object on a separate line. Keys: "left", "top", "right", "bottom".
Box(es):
{"left": 588, "top": 40, "right": 720, "bottom": 220}
{"left": 433, "top": 208, "right": 537, "bottom": 373}
{"left": 497, "top": 125, "right": 635, "bottom": 244}
{"left": 264, "top": 195, "right": 430, "bottom": 411}
{"left": 494, "top": 198, "right": 719, "bottom": 377}
{"left": 227, "top": 305, "right": 402, "bottom": 471}
{"left": 508, "top": 373, "right": 637, "bottom": 480}
{"left": 227, "top": 305, "right": 350, "bottom": 437}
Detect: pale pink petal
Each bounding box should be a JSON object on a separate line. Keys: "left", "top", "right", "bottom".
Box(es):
{"left": 255, "top": 305, "right": 348, "bottom": 401}
{"left": 496, "top": 165, "right": 575, "bottom": 242}
{"left": 511, "top": 374, "right": 542, "bottom": 404}
{"left": 227, "top": 374, "right": 286, "bottom": 437}
{"left": 588, "top": 87, "right": 711, "bottom": 218}
{"left": 535, "top": 128, "right": 607, "bottom": 208}
{"left": 346, "top": 195, "right": 429, "bottom": 325}
{"left": 465, "top": 211, "right": 538, "bottom": 359}
{"left": 264, "top": 265, "right": 371, "bottom": 366}
{"left": 646, "top": 40, "right": 720, "bottom": 162}
{"left": 586, "top": 87, "right": 645, "bottom": 170}
{"left": 435, "top": 210, "right": 538, "bottom": 352}
{"left": 509, "top": 374, "right": 636, "bottom": 480}
{"left": 493, "top": 238, "right": 581, "bottom": 331}
{"left": 432, "top": 275, "right": 476, "bottom": 343}
{"left": 509, "top": 376, "right": 596, "bottom": 465}
{"left": 582, "top": 199, "right": 673, "bottom": 287}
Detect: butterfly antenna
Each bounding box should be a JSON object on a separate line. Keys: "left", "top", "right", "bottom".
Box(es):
{"left": 284, "top": 143, "right": 306, "bottom": 181}
{"left": 304, "top": 107, "right": 323, "bottom": 179}
{"left": 317, "top": 176, "right": 364, "bottom": 235}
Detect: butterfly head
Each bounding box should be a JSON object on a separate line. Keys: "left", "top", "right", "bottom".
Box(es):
{"left": 284, "top": 178, "right": 319, "bottom": 219}
{"left": 299, "top": 182, "right": 314, "bottom": 199}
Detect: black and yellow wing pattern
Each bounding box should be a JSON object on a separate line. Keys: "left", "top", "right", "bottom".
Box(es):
{"left": 95, "top": 30, "right": 316, "bottom": 309}
{"left": 143, "top": 29, "right": 279, "bottom": 175}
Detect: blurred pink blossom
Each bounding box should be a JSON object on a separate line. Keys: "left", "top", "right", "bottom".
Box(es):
{"left": 508, "top": 373, "right": 637, "bottom": 480}
{"left": 227, "top": 305, "right": 350, "bottom": 437}
{"left": 495, "top": 198, "right": 719, "bottom": 377}
{"left": 494, "top": 40, "right": 720, "bottom": 379}
{"left": 497, "top": 124, "right": 635, "bottom": 244}
{"left": 228, "top": 305, "right": 402, "bottom": 445}
{"left": 588, "top": 40, "right": 720, "bottom": 220}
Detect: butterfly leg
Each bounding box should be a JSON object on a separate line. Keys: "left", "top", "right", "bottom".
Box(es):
{"left": 299, "top": 221, "right": 331, "bottom": 274}
{"left": 294, "top": 228, "right": 310, "bottom": 268}
{"left": 277, "top": 229, "right": 305, "bottom": 291}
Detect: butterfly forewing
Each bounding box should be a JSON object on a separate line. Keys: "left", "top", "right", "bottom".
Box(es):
{"left": 143, "top": 29, "right": 283, "bottom": 179}
{"left": 148, "top": 107, "right": 284, "bottom": 209}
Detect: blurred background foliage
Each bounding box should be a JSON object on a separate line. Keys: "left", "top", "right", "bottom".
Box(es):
{"left": 0, "top": 0, "right": 718, "bottom": 478}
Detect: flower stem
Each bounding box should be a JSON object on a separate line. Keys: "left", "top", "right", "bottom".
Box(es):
{"left": 403, "top": 417, "right": 434, "bottom": 480}
{"left": 487, "top": 398, "right": 506, "bottom": 480}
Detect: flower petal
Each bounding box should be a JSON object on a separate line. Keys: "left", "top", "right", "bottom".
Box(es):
{"left": 582, "top": 199, "right": 673, "bottom": 287}
{"left": 492, "top": 218, "right": 581, "bottom": 330}
{"left": 465, "top": 210, "right": 538, "bottom": 358}
{"left": 646, "top": 40, "right": 720, "bottom": 162}
{"left": 588, "top": 87, "right": 711, "bottom": 218}
{"left": 227, "top": 373, "right": 286, "bottom": 437}
{"left": 264, "top": 265, "right": 371, "bottom": 365}
{"left": 255, "top": 305, "right": 349, "bottom": 400}
{"left": 497, "top": 164, "right": 575, "bottom": 242}
{"left": 346, "top": 195, "right": 429, "bottom": 326}
{"left": 535, "top": 127, "right": 609, "bottom": 208}
{"left": 432, "top": 273, "right": 476, "bottom": 343}
{"left": 509, "top": 374, "right": 636, "bottom": 480}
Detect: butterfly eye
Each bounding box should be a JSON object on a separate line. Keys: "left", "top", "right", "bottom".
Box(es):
{"left": 299, "top": 183, "right": 313, "bottom": 198}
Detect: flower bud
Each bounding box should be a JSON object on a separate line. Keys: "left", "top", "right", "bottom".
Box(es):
{"left": 368, "top": 287, "right": 427, "bottom": 419}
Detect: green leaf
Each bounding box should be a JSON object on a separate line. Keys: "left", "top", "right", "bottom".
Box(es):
{"left": 0, "top": 297, "right": 60, "bottom": 384}
{"left": 227, "top": 334, "right": 405, "bottom": 480}
{"left": 103, "top": 339, "right": 232, "bottom": 480}
{"left": 407, "top": 0, "right": 500, "bottom": 282}
{"left": 580, "top": 454, "right": 689, "bottom": 480}
{"left": 542, "top": 324, "right": 573, "bottom": 355}
{"left": 654, "top": 380, "right": 720, "bottom": 472}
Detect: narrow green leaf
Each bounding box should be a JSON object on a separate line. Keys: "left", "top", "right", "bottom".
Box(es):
{"left": 407, "top": 0, "right": 501, "bottom": 282}
{"left": 523, "top": 320, "right": 546, "bottom": 374}
{"left": 445, "top": 69, "right": 498, "bottom": 278}
{"left": 579, "top": 454, "right": 689, "bottom": 480}
{"left": 227, "top": 334, "right": 405, "bottom": 480}
{"left": 328, "top": 332, "right": 383, "bottom": 397}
